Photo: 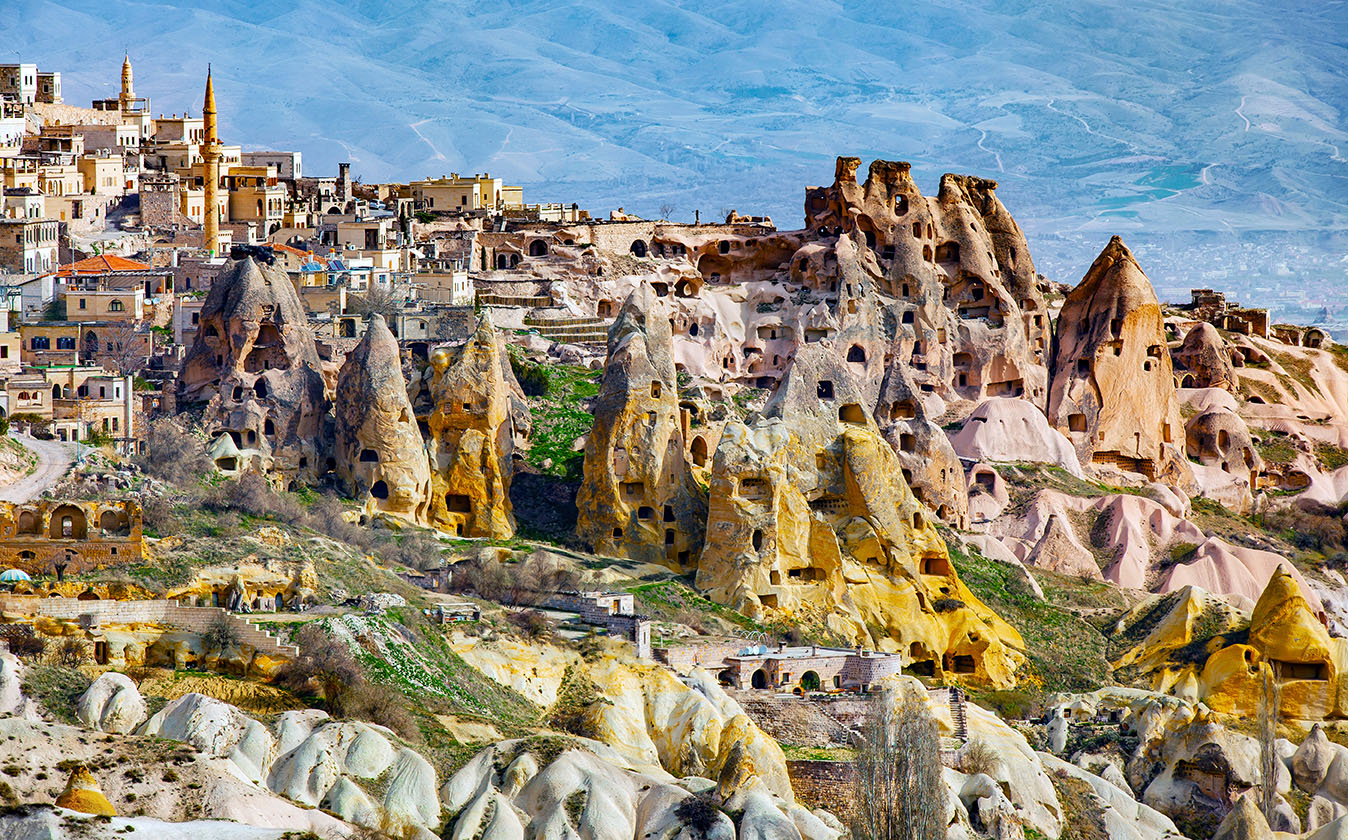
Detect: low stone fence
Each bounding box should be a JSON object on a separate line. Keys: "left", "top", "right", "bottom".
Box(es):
{"left": 0, "top": 595, "right": 297, "bottom": 659}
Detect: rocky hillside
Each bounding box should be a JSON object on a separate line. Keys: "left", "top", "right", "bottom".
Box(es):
{"left": 10, "top": 158, "right": 1348, "bottom": 840}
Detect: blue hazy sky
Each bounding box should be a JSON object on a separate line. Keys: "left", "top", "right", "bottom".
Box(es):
{"left": 6, "top": 0, "right": 1347, "bottom": 283}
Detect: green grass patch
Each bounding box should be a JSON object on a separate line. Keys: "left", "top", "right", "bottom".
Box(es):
{"left": 947, "top": 538, "right": 1113, "bottom": 692}
{"left": 1316, "top": 441, "right": 1348, "bottom": 471}
{"left": 327, "top": 613, "right": 539, "bottom": 728}
{"left": 515, "top": 353, "right": 602, "bottom": 480}
{"left": 780, "top": 744, "right": 857, "bottom": 761}
{"left": 1256, "top": 431, "right": 1298, "bottom": 465}
{"left": 21, "top": 665, "right": 92, "bottom": 725}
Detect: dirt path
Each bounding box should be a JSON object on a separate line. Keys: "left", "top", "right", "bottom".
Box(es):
{"left": 0, "top": 433, "right": 74, "bottom": 503}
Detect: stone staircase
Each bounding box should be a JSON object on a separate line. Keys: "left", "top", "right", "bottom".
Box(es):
{"left": 479, "top": 293, "right": 552, "bottom": 307}
{"left": 949, "top": 685, "right": 968, "bottom": 741}
{"left": 522, "top": 314, "right": 611, "bottom": 344}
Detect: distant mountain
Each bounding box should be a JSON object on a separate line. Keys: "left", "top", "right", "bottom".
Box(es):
{"left": 7, "top": 0, "right": 1347, "bottom": 285}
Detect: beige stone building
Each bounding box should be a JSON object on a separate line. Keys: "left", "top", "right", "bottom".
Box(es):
{"left": 0, "top": 499, "right": 142, "bottom": 574}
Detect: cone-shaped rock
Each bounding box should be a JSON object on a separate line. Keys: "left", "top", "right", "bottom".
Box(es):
{"left": 578, "top": 281, "right": 706, "bottom": 565}
{"left": 1048, "top": 236, "right": 1192, "bottom": 490}
{"left": 180, "top": 255, "right": 330, "bottom": 485}
{"left": 54, "top": 765, "right": 116, "bottom": 816}
{"left": 335, "top": 314, "right": 432, "bottom": 524}
{"left": 427, "top": 315, "right": 520, "bottom": 538}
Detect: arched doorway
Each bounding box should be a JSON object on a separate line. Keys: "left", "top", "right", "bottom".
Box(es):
{"left": 801, "top": 671, "right": 821, "bottom": 692}
{"left": 630, "top": 240, "right": 648, "bottom": 258}
{"left": 50, "top": 505, "right": 88, "bottom": 539}
{"left": 750, "top": 669, "right": 768, "bottom": 689}
{"left": 690, "top": 435, "right": 708, "bottom": 467}
{"left": 528, "top": 240, "right": 548, "bottom": 257}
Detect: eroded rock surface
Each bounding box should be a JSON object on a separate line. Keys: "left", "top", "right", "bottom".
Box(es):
{"left": 335, "top": 314, "right": 433, "bottom": 524}
{"left": 578, "top": 282, "right": 706, "bottom": 564}
{"left": 180, "top": 255, "right": 331, "bottom": 486}
{"left": 1047, "top": 236, "right": 1193, "bottom": 490}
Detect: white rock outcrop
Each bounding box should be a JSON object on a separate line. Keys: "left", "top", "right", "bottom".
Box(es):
{"left": 76, "top": 672, "right": 148, "bottom": 734}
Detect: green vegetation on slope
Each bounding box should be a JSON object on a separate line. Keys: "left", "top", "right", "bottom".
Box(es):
{"left": 325, "top": 612, "right": 538, "bottom": 727}
{"left": 512, "top": 351, "right": 601, "bottom": 481}
{"left": 947, "top": 538, "right": 1114, "bottom": 693}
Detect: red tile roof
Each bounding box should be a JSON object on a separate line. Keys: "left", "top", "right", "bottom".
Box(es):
{"left": 53, "top": 255, "right": 152, "bottom": 276}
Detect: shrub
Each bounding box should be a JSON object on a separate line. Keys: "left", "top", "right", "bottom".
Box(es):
{"left": 275, "top": 624, "right": 418, "bottom": 741}
{"left": 932, "top": 597, "right": 965, "bottom": 613}
{"left": 206, "top": 473, "right": 302, "bottom": 522}
{"left": 201, "top": 614, "right": 240, "bottom": 652}
{"left": 958, "top": 738, "right": 1000, "bottom": 777}
{"left": 135, "top": 419, "right": 212, "bottom": 487}
{"left": 378, "top": 530, "right": 443, "bottom": 570}
{"left": 4, "top": 634, "right": 45, "bottom": 659}
{"left": 54, "top": 638, "right": 86, "bottom": 667}
{"left": 276, "top": 624, "right": 363, "bottom": 709}
{"left": 507, "top": 609, "right": 552, "bottom": 640}
{"left": 675, "top": 794, "right": 722, "bottom": 839}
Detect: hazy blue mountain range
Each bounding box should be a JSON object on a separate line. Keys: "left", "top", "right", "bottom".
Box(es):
{"left": 7, "top": 0, "right": 1347, "bottom": 295}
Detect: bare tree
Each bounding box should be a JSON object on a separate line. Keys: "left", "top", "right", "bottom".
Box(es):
{"left": 88, "top": 320, "right": 151, "bottom": 376}
{"left": 351, "top": 283, "right": 399, "bottom": 320}
{"left": 850, "top": 685, "right": 946, "bottom": 840}
{"left": 658, "top": 203, "right": 675, "bottom": 221}
{"left": 1258, "top": 662, "right": 1283, "bottom": 827}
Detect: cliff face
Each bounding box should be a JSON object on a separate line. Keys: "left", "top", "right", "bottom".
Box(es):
{"left": 426, "top": 315, "right": 521, "bottom": 539}
{"left": 803, "top": 157, "right": 1050, "bottom": 409}
{"left": 577, "top": 282, "right": 707, "bottom": 566}
{"left": 1047, "top": 236, "right": 1194, "bottom": 490}
{"left": 334, "top": 315, "right": 432, "bottom": 525}
{"left": 695, "top": 345, "right": 1024, "bottom": 688}
{"left": 179, "top": 255, "right": 330, "bottom": 486}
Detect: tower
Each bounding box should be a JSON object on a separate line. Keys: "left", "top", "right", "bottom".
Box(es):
{"left": 202, "top": 68, "right": 221, "bottom": 255}
{"left": 119, "top": 55, "right": 134, "bottom": 113}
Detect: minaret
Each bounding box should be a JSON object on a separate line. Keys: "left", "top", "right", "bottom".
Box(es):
{"left": 119, "top": 55, "right": 134, "bottom": 113}
{"left": 202, "top": 67, "right": 221, "bottom": 255}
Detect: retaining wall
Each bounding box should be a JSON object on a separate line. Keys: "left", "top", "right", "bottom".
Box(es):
{"left": 0, "top": 595, "right": 297, "bottom": 658}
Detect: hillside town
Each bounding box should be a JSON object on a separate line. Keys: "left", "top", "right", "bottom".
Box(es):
{"left": 3, "top": 57, "right": 1348, "bottom": 840}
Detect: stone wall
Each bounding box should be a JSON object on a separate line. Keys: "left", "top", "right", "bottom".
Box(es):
{"left": 786, "top": 760, "right": 855, "bottom": 818}
{"left": 729, "top": 690, "right": 855, "bottom": 748}
{"left": 655, "top": 641, "right": 744, "bottom": 674}
{"left": 0, "top": 499, "right": 143, "bottom": 574}
{"left": 0, "top": 595, "right": 297, "bottom": 659}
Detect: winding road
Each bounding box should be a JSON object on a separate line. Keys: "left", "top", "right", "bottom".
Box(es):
{"left": 0, "top": 433, "right": 75, "bottom": 503}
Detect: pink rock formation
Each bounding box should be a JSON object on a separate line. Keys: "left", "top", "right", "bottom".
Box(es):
{"left": 1047, "top": 236, "right": 1193, "bottom": 491}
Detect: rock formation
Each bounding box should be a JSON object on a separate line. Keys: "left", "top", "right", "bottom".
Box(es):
{"left": 1175, "top": 322, "right": 1237, "bottom": 391}
{"left": 180, "top": 255, "right": 330, "bottom": 487}
{"left": 76, "top": 672, "right": 147, "bottom": 734}
{"left": 55, "top": 765, "right": 116, "bottom": 816}
{"left": 425, "top": 315, "right": 521, "bottom": 538}
{"left": 875, "top": 355, "right": 969, "bottom": 527}
{"left": 1185, "top": 408, "right": 1262, "bottom": 511}
{"left": 1201, "top": 569, "right": 1341, "bottom": 720}
{"left": 1048, "top": 236, "right": 1193, "bottom": 490}
{"left": 334, "top": 314, "right": 432, "bottom": 524}
{"left": 695, "top": 344, "right": 1024, "bottom": 686}
{"left": 577, "top": 282, "right": 706, "bottom": 565}
{"left": 949, "top": 397, "right": 1084, "bottom": 478}
{"left": 803, "top": 157, "right": 1050, "bottom": 407}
